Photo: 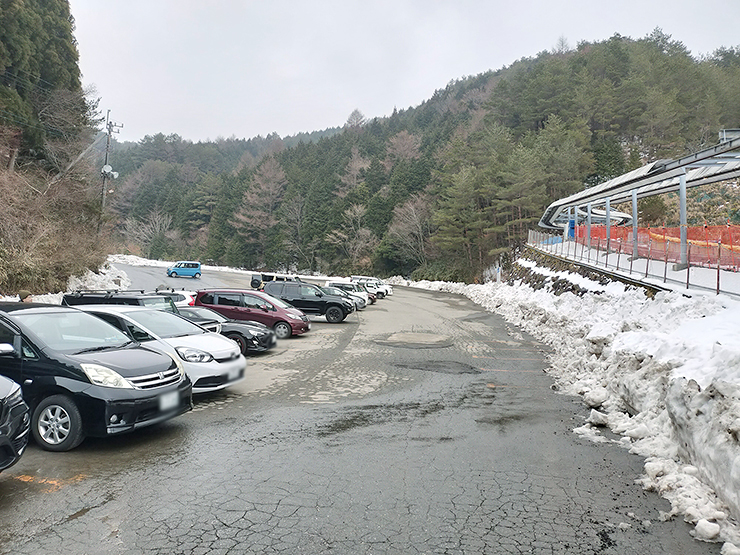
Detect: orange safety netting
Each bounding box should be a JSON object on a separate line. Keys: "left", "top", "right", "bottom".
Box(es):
{"left": 575, "top": 224, "right": 740, "bottom": 270}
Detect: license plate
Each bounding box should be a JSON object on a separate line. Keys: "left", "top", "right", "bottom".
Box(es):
{"left": 307, "top": 323, "right": 311, "bottom": 330}
{"left": 159, "top": 391, "right": 179, "bottom": 411}
{"left": 228, "top": 368, "right": 240, "bottom": 380}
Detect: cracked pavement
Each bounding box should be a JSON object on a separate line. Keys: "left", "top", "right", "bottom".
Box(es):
{"left": 0, "top": 276, "right": 721, "bottom": 554}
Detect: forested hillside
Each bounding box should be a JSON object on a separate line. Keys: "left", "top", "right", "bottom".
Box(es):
{"left": 0, "top": 0, "right": 103, "bottom": 293}
{"left": 106, "top": 30, "right": 740, "bottom": 282}
{"left": 2, "top": 3, "right": 740, "bottom": 291}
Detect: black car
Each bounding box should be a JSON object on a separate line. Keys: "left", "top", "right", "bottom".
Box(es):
{"left": 0, "top": 303, "right": 192, "bottom": 452}
{"left": 0, "top": 374, "right": 29, "bottom": 472}
{"left": 63, "top": 290, "right": 220, "bottom": 333}
{"left": 177, "top": 306, "right": 277, "bottom": 355}
{"left": 62, "top": 290, "right": 178, "bottom": 312}
{"left": 261, "top": 282, "right": 354, "bottom": 323}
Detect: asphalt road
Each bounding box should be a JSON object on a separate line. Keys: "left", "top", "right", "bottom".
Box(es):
{"left": 0, "top": 267, "right": 720, "bottom": 554}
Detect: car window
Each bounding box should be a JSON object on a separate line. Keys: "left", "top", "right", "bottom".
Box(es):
{"left": 299, "top": 285, "right": 319, "bottom": 297}
{"left": 141, "top": 296, "right": 177, "bottom": 312}
{"left": 14, "top": 310, "right": 131, "bottom": 353}
{"left": 122, "top": 310, "right": 205, "bottom": 339}
{"left": 199, "top": 292, "right": 214, "bottom": 304}
{"left": 244, "top": 294, "right": 270, "bottom": 311}
{"left": 216, "top": 293, "right": 242, "bottom": 307}
{"left": 0, "top": 321, "right": 14, "bottom": 345}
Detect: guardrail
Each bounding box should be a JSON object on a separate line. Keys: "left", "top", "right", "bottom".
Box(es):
{"left": 527, "top": 229, "right": 740, "bottom": 299}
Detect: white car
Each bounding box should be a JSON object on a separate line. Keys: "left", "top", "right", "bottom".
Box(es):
{"left": 78, "top": 305, "right": 246, "bottom": 394}
{"left": 325, "top": 280, "right": 370, "bottom": 306}
{"left": 152, "top": 288, "right": 197, "bottom": 308}
{"left": 351, "top": 276, "right": 393, "bottom": 298}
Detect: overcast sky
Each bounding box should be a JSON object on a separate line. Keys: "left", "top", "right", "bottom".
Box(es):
{"left": 67, "top": 0, "right": 740, "bottom": 144}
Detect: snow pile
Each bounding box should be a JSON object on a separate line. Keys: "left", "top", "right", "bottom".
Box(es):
{"left": 389, "top": 261, "right": 740, "bottom": 549}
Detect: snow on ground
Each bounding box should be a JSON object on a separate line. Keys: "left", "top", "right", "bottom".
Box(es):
{"left": 5, "top": 252, "right": 740, "bottom": 551}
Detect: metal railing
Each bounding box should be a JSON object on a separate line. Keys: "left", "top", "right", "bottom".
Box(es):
{"left": 527, "top": 229, "right": 740, "bottom": 298}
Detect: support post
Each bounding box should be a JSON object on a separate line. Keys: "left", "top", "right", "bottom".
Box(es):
{"left": 678, "top": 170, "right": 688, "bottom": 268}
{"left": 631, "top": 189, "right": 638, "bottom": 259}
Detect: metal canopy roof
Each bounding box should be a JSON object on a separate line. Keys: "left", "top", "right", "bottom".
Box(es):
{"left": 538, "top": 135, "right": 740, "bottom": 230}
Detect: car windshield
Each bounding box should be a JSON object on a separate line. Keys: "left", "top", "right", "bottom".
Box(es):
{"left": 183, "top": 307, "right": 227, "bottom": 323}
{"left": 14, "top": 310, "right": 132, "bottom": 353}
{"left": 259, "top": 293, "right": 292, "bottom": 310}
{"left": 141, "top": 297, "right": 178, "bottom": 313}
{"left": 123, "top": 309, "right": 207, "bottom": 339}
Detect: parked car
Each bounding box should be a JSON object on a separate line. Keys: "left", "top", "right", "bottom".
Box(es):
{"left": 77, "top": 305, "right": 246, "bottom": 395}
{"left": 150, "top": 287, "right": 197, "bottom": 307}
{"left": 325, "top": 280, "right": 372, "bottom": 305}
{"left": 0, "top": 302, "right": 192, "bottom": 452}
{"left": 351, "top": 276, "right": 393, "bottom": 297}
{"left": 320, "top": 285, "right": 365, "bottom": 310}
{"left": 262, "top": 281, "right": 354, "bottom": 323}
{"left": 177, "top": 306, "right": 277, "bottom": 355}
{"left": 63, "top": 290, "right": 179, "bottom": 313}
{"left": 195, "top": 289, "right": 310, "bottom": 340}
{"left": 166, "top": 261, "right": 202, "bottom": 279}
{"left": 0, "top": 375, "right": 29, "bottom": 472}
{"left": 63, "top": 290, "right": 221, "bottom": 333}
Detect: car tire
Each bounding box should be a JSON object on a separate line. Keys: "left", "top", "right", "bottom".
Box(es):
{"left": 376, "top": 292, "right": 385, "bottom": 299}
{"left": 194, "top": 273, "right": 201, "bottom": 279}
{"left": 170, "top": 272, "right": 178, "bottom": 278}
{"left": 225, "top": 332, "right": 248, "bottom": 355}
{"left": 325, "top": 306, "right": 344, "bottom": 323}
{"left": 31, "top": 395, "right": 85, "bottom": 452}
{"left": 274, "top": 321, "right": 292, "bottom": 339}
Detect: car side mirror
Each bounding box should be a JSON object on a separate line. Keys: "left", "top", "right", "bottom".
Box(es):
{"left": 0, "top": 343, "right": 18, "bottom": 357}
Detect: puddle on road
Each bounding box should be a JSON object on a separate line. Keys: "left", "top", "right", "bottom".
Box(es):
{"left": 394, "top": 360, "right": 481, "bottom": 374}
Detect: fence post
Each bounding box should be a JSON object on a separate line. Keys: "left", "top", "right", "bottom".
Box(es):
{"left": 663, "top": 229, "right": 668, "bottom": 283}
{"left": 717, "top": 241, "right": 721, "bottom": 295}
{"left": 686, "top": 243, "right": 692, "bottom": 290}
{"left": 596, "top": 238, "right": 601, "bottom": 266}
{"left": 616, "top": 238, "right": 622, "bottom": 271}
{"left": 645, "top": 239, "right": 652, "bottom": 278}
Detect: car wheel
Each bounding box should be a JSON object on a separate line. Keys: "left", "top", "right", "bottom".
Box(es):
{"left": 274, "top": 321, "right": 292, "bottom": 339}
{"left": 31, "top": 395, "right": 85, "bottom": 452}
{"left": 225, "top": 332, "right": 248, "bottom": 355}
{"left": 325, "top": 306, "right": 344, "bottom": 323}
{"left": 377, "top": 292, "right": 385, "bottom": 299}
{"left": 194, "top": 273, "right": 201, "bottom": 279}
{"left": 170, "top": 272, "right": 178, "bottom": 278}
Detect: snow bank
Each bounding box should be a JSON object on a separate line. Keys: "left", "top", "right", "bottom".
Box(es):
{"left": 389, "top": 261, "right": 740, "bottom": 548}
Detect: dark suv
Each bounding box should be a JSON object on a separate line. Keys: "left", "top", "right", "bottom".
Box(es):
{"left": 62, "top": 290, "right": 178, "bottom": 312}
{"left": 261, "top": 282, "right": 354, "bottom": 323}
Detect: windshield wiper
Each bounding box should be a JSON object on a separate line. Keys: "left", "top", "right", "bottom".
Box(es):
{"left": 74, "top": 345, "right": 114, "bottom": 354}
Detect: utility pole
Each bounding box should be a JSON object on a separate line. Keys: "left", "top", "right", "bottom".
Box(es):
{"left": 98, "top": 110, "right": 122, "bottom": 232}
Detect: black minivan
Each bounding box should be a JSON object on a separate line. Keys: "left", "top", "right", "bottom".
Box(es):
{"left": 0, "top": 303, "right": 192, "bottom": 451}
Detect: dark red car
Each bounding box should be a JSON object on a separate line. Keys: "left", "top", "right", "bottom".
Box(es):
{"left": 194, "top": 289, "right": 310, "bottom": 340}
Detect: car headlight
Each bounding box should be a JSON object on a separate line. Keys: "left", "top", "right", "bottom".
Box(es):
{"left": 164, "top": 352, "right": 185, "bottom": 376}
{"left": 175, "top": 346, "right": 214, "bottom": 363}
{"left": 286, "top": 314, "right": 301, "bottom": 320}
{"left": 81, "top": 364, "right": 133, "bottom": 389}
{"left": 5, "top": 383, "right": 23, "bottom": 406}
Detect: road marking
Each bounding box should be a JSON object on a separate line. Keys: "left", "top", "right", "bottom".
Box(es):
{"left": 15, "top": 473, "right": 87, "bottom": 492}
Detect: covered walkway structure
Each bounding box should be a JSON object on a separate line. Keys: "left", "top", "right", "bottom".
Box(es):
{"left": 530, "top": 131, "right": 740, "bottom": 296}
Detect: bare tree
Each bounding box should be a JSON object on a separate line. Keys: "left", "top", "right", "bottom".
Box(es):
{"left": 345, "top": 109, "right": 366, "bottom": 129}
{"left": 231, "top": 156, "right": 287, "bottom": 237}
{"left": 123, "top": 209, "right": 172, "bottom": 258}
{"left": 337, "top": 146, "right": 370, "bottom": 198}
{"left": 326, "top": 204, "right": 378, "bottom": 270}
{"left": 385, "top": 131, "right": 422, "bottom": 170}
{"left": 388, "top": 194, "right": 433, "bottom": 265}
